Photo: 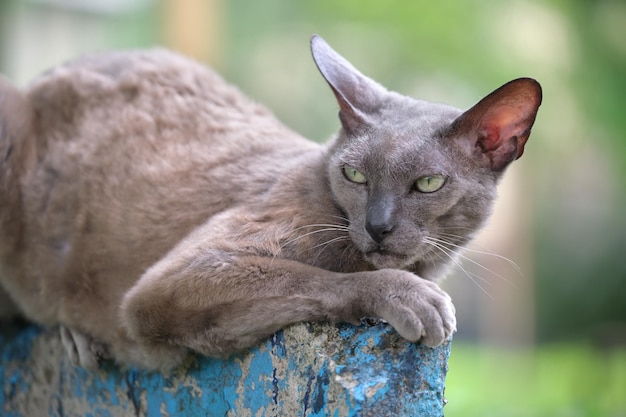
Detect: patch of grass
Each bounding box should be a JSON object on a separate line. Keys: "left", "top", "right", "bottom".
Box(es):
{"left": 444, "top": 343, "right": 626, "bottom": 417}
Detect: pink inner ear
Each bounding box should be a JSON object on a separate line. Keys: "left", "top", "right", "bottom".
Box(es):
{"left": 479, "top": 105, "right": 525, "bottom": 151}
{"left": 476, "top": 101, "right": 537, "bottom": 169}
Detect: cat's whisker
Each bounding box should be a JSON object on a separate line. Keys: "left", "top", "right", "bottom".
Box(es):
{"left": 291, "top": 223, "right": 351, "bottom": 233}
{"left": 427, "top": 236, "right": 520, "bottom": 289}
{"left": 425, "top": 238, "right": 492, "bottom": 286}
{"left": 320, "top": 214, "right": 351, "bottom": 224}
{"left": 429, "top": 236, "right": 521, "bottom": 288}
{"left": 276, "top": 222, "right": 351, "bottom": 267}
{"left": 421, "top": 247, "right": 436, "bottom": 268}
{"left": 424, "top": 241, "right": 449, "bottom": 269}
{"left": 337, "top": 242, "right": 357, "bottom": 270}
{"left": 436, "top": 232, "right": 522, "bottom": 274}
{"left": 438, "top": 226, "right": 474, "bottom": 230}
{"left": 429, "top": 249, "right": 495, "bottom": 301}
{"left": 462, "top": 247, "right": 522, "bottom": 276}
{"left": 270, "top": 225, "right": 345, "bottom": 266}
{"left": 310, "top": 236, "right": 351, "bottom": 266}
{"left": 281, "top": 226, "right": 349, "bottom": 249}
{"left": 423, "top": 237, "right": 495, "bottom": 300}
{"left": 311, "top": 235, "right": 350, "bottom": 250}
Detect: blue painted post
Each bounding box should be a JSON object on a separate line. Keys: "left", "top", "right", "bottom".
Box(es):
{"left": 1, "top": 320, "right": 450, "bottom": 416}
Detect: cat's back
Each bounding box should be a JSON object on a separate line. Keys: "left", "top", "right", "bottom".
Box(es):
{"left": 19, "top": 48, "right": 310, "bottom": 228}
{"left": 22, "top": 48, "right": 313, "bottom": 209}
{"left": 3, "top": 48, "right": 317, "bottom": 320}
{"left": 22, "top": 45, "right": 315, "bottom": 228}
{"left": 27, "top": 48, "right": 303, "bottom": 157}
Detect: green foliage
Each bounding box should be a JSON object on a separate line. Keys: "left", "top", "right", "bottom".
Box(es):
{"left": 446, "top": 343, "right": 626, "bottom": 416}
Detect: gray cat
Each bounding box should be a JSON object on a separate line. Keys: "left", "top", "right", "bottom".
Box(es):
{"left": 0, "top": 35, "right": 541, "bottom": 371}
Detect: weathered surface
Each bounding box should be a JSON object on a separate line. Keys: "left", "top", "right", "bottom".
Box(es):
{"left": 0, "top": 320, "right": 450, "bottom": 416}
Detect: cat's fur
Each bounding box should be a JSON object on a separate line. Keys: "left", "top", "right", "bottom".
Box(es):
{"left": 0, "top": 36, "right": 541, "bottom": 371}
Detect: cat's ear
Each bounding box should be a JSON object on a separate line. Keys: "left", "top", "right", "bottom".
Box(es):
{"left": 449, "top": 78, "right": 542, "bottom": 172}
{"left": 310, "top": 35, "right": 386, "bottom": 134}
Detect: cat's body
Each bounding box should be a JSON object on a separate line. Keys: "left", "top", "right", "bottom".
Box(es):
{"left": 0, "top": 36, "right": 541, "bottom": 371}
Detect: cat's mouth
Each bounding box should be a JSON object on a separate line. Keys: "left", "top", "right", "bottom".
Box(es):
{"left": 364, "top": 248, "right": 411, "bottom": 269}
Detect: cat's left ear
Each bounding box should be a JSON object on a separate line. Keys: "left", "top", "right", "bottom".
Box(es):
{"left": 310, "top": 35, "right": 386, "bottom": 134}
{"left": 450, "top": 78, "right": 542, "bottom": 172}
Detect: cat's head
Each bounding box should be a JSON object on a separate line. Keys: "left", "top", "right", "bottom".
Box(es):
{"left": 311, "top": 35, "right": 542, "bottom": 281}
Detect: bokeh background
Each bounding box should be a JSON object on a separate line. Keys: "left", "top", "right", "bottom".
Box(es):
{"left": 1, "top": 0, "right": 624, "bottom": 415}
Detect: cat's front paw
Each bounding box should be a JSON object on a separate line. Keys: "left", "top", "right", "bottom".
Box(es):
{"left": 366, "top": 271, "right": 456, "bottom": 347}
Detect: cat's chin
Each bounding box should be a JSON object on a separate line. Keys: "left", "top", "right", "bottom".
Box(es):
{"left": 364, "top": 250, "right": 413, "bottom": 270}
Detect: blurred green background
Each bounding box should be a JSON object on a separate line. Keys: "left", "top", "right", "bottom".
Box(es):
{"left": 1, "top": 0, "right": 624, "bottom": 415}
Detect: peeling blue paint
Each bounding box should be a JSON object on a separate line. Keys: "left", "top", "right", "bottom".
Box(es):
{"left": 1, "top": 320, "right": 450, "bottom": 416}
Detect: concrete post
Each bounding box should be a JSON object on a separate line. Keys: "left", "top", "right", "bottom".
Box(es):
{"left": 1, "top": 320, "right": 450, "bottom": 416}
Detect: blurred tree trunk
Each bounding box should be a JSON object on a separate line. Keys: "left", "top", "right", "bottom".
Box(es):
{"left": 477, "top": 163, "right": 535, "bottom": 347}
{"left": 161, "top": 0, "right": 223, "bottom": 66}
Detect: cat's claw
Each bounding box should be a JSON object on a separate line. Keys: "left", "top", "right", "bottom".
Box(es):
{"left": 60, "top": 326, "right": 110, "bottom": 370}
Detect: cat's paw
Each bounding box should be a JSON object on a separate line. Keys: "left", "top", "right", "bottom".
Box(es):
{"left": 60, "top": 326, "right": 110, "bottom": 370}
{"left": 366, "top": 271, "right": 456, "bottom": 347}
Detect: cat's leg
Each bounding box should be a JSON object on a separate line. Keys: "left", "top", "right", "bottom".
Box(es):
{"left": 120, "top": 249, "right": 455, "bottom": 369}
{"left": 59, "top": 326, "right": 110, "bottom": 370}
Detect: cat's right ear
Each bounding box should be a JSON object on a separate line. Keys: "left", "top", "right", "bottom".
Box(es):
{"left": 0, "top": 76, "right": 32, "bottom": 160}
{"left": 449, "top": 78, "right": 542, "bottom": 172}
{"left": 310, "top": 35, "right": 386, "bottom": 134}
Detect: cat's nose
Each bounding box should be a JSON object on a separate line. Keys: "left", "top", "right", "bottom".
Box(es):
{"left": 365, "top": 220, "right": 395, "bottom": 243}
{"left": 366, "top": 194, "right": 397, "bottom": 243}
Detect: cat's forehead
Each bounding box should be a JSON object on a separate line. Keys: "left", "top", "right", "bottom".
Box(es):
{"left": 336, "top": 94, "right": 465, "bottom": 175}
{"left": 339, "top": 131, "right": 454, "bottom": 179}
{"left": 375, "top": 99, "right": 460, "bottom": 158}
{"left": 380, "top": 95, "right": 462, "bottom": 135}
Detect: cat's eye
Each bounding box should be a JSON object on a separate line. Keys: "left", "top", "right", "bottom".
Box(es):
{"left": 342, "top": 165, "right": 367, "bottom": 184}
{"left": 415, "top": 174, "right": 447, "bottom": 193}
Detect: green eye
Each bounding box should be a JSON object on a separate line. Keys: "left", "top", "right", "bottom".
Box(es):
{"left": 342, "top": 165, "right": 367, "bottom": 184}
{"left": 415, "top": 174, "right": 447, "bottom": 193}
